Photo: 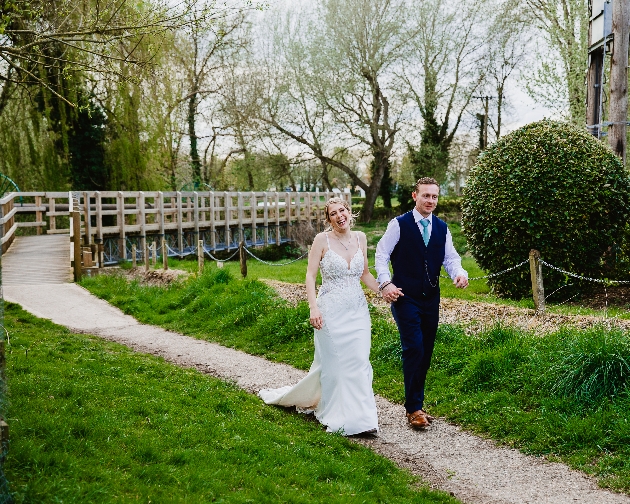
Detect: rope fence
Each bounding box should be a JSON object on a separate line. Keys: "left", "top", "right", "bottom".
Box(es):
{"left": 108, "top": 241, "right": 630, "bottom": 315}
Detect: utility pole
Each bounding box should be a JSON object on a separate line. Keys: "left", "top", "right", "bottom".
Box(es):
{"left": 473, "top": 96, "right": 494, "bottom": 150}
{"left": 608, "top": 0, "right": 629, "bottom": 163}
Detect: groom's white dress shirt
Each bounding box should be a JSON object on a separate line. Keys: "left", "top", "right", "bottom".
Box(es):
{"left": 375, "top": 208, "right": 467, "bottom": 285}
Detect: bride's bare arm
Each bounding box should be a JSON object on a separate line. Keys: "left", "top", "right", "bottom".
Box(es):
{"left": 358, "top": 232, "right": 380, "bottom": 294}
{"left": 306, "top": 233, "right": 326, "bottom": 329}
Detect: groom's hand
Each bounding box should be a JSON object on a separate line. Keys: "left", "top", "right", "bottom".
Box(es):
{"left": 454, "top": 275, "right": 468, "bottom": 289}
{"left": 382, "top": 283, "right": 404, "bottom": 303}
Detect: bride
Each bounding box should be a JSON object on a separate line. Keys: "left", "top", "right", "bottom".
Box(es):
{"left": 259, "top": 197, "right": 398, "bottom": 435}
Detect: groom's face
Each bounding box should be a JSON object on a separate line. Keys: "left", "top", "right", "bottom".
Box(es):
{"left": 412, "top": 184, "right": 439, "bottom": 218}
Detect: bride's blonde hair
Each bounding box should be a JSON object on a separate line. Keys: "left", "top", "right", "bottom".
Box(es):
{"left": 323, "top": 197, "right": 359, "bottom": 231}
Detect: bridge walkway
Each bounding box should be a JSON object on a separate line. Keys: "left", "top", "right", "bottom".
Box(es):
{"left": 2, "top": 234, "right": 72, "bottom": 286}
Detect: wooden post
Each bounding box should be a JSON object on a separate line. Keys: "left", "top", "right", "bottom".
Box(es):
{"left": 139, "top": 192, "right": 146, "bottom": 256}
{"left": 152, "top": 241, "right": 157, "bottom": 267}
{"left": 608, "top": 0, "right": 630, "bottom": 163}
{"left": 83, "top": 191, "right": 92, "bottom": 246}
{"left": 193, "top": 191, "right": 200, "bottom": 250}
{"left": 132, "top": 244, "right": 137, "bottom": 268}
{"left": 209, "top": 191, "right": 216, "bottom": 251}
{"left": 239, "top": 241, "right": 247, "bottom": 278}
{"left": 35, "top": 195, "right": 42, "bottom": 235}
{"left": 177, "top": 191, "right": 184, "bottom": 254}
{"left": 72, "top": 204, "right": 82, "bottom": 282}
{"left": 263, "top": 192, "right": 269, "bottom": 246}
{"left": 275, "top": 192, "right": 281, "bottom": 245}
{"left": 144, "top": 242, "right": 149, "bottom": 272}
{"left": 529, "top": 249, "right": 545, "bottom": 315}
{"left": 95, "top": 191, "right": 102, "bottom": 247}
{"left": 198, "top": 239, "right": 204, "bottom": 273}
{"left": 162, "top": 237, "right": 168, "bottom": 271}
{"left": 95, "top": 237, "right": 103, "bottom": 268}
{"left": 118, "top": 191, "right": 126, "bottom": 262}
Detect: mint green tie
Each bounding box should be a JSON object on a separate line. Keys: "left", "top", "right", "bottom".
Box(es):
{"left": 420, "top": 219, "right": 430, "bottom": 246}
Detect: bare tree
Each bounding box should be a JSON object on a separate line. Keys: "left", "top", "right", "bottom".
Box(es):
{"left": 175, "top": 2, "right": 247, "bottom": 185}
{"left": 485, "top": 0, "right": 531, "bottom": 140}
{"left": 256, "top": 7, "right": 342, "bottom": 192}
{"left": 260, "top": 0, "right": 414, "bottom": 221}
{"left": 398, "top": 0, "right": 487, "bottom": 188}
{"left": 523, "top": 0, "right": 588, "bottom": 124}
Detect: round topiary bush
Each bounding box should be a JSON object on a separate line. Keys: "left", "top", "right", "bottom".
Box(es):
{"left": 462, "top": 120, "right": 630, "bottom": 299}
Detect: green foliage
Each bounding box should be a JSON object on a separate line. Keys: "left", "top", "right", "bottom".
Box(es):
{"left": 6, "top": 303, "right": 457, "bottom": 503}
{"left": 462, "top": 120, "right": 630, "bottom": 298}
{"left": 434, "top": 197, "right": 462, "bottom": 216}
{"left": 548, "top": 327, "right": 630, "bottom": 405}
{"left": 397, "top": 137, "right": 451, "bottom": 211}
{"left": 69, "top": 94, "right": 107, "bottom": 190}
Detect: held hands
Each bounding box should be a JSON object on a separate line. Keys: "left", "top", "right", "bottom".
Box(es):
{"left": 309, "top": 307, "right": 324, "bottom": 330}
{"left": 454, "top": 275, "right": 468, "bottom": 289}
{"left": 381, "top": 283, "right": 404, "bottom": 303}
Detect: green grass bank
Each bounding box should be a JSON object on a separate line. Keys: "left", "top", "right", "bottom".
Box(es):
{"left": 79, "top": 268, "right": 630, "bottom": 494}
{"left": 4, "top": 302, "right": 459, "bottom": 503}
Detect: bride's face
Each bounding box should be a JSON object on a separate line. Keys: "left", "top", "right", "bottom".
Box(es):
{"left": 328, "top": 203, "right": 350, "bottom": 231}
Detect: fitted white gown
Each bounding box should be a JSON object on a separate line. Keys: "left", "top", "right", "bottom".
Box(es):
{"left": 258, "top": 233, "right": 379, "bottom": 435}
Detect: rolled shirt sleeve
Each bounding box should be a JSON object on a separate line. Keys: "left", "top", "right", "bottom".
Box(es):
{"left": 375, "top": 218, "right": 400, "bottom": 284}
{"left": 443, "top": 228, "right": 467, "bottom": 280}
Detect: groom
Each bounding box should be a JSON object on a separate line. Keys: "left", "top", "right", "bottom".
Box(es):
{"left": 375, "top": 177, "right": 468, "bottom": 430}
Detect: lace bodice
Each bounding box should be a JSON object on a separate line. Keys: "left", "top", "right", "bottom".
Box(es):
{"left": 317, "top": 233, "right": 366, "bottom": 311}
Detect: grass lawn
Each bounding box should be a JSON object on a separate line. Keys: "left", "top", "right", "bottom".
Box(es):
{"left": 79, "top": 267, "right": 630, "bottom": 494}
{"left": 4, "top": 302, "right": 459, "bottom": 504}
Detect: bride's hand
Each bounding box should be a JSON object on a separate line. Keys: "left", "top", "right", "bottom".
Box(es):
{"left": 309, "top": 307, "right": 323, "bottom": 330}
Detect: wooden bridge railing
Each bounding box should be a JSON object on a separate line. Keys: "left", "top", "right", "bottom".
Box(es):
{"left": 0, "top": 190, "right": 350, "bottom": 258}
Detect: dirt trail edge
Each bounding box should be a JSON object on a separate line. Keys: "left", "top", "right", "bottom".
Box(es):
{"left": 4, "top": 283, "right": 629, "bottom": 504}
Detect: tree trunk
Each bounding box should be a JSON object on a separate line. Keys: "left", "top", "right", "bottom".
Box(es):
{"left": 320, "top": 160, "right": 332, "bottom": 190}
{"left": 187, "top": 92, "right": 201, "bottom": 184}
{"left": 608, "top": 0, "right": 629, "bottom": 163}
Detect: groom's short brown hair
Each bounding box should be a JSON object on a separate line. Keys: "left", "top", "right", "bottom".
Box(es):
{"left": 414, "top": 177, "right": 440, "bottom": 192}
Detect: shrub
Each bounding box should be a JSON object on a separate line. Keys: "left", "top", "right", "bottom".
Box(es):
{"left": 462, "top": 120, "right": 630, "bottom": 298}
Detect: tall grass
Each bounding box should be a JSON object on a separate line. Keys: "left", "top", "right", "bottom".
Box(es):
{"left": 5, "top": 302, "right": 459, "bottom": 503}
{"left": 548, "top": 327, "right": 630, "bottom": 404}
{"left": 81, "top": 269, "right": 630, "bottom": 493}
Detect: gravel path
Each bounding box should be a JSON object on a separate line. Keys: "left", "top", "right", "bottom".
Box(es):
{"left": 4, "top": 281, "right": 630, "bottom": 504}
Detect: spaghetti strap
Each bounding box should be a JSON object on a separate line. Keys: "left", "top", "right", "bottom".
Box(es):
{"left": 355, "top": 231, "right": 360, "bottom": 248}
{"left": 325, "top": 232, "right": 330, "bottom": 249}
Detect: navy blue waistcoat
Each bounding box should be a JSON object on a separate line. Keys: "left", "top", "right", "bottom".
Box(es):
{"left": 391, "top": 212, "right": 447, "bottom": 300}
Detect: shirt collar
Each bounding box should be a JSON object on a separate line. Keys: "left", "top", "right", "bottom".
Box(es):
{"left": 413, "top": 208, "right": 432, "bottom": 223}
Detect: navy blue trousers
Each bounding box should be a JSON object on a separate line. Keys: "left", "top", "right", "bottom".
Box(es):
{"left": 391, "top": 295, "right": 440, "bottom": 414}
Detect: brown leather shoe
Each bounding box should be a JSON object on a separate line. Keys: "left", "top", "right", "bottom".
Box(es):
{"left": 421, "top": 410, "right": 435, "bottom": 423}
{"left": 406, "top": 410, "right": 430, "bottom": 430}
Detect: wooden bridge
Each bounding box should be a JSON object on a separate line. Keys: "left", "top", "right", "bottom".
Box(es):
{"left": 0, "top": 190, "right": 348, "bottom": 276}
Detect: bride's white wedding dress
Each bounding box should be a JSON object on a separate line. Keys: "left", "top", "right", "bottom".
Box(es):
{"left": 259, "top": 232, "right": 378, "bottom": 436}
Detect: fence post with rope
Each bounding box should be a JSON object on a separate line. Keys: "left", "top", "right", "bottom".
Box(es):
{"left": 198, "top": 240, "right": 204, "bottom": 274}
{"left": 162, "top": 238, "right": 168, "bottom": 271}
{"left": 529, "top": 249, "right": 545, "bottom": 314}
{"left": 239, "top": 241, "right": 247, "bottom": 278}
{"left": 144, "top": 242, "right": 150, "bottom": 272}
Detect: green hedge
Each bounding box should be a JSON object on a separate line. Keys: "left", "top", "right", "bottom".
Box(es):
{"left": 462, "top": 120, "right": 630, "bottom": 299}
